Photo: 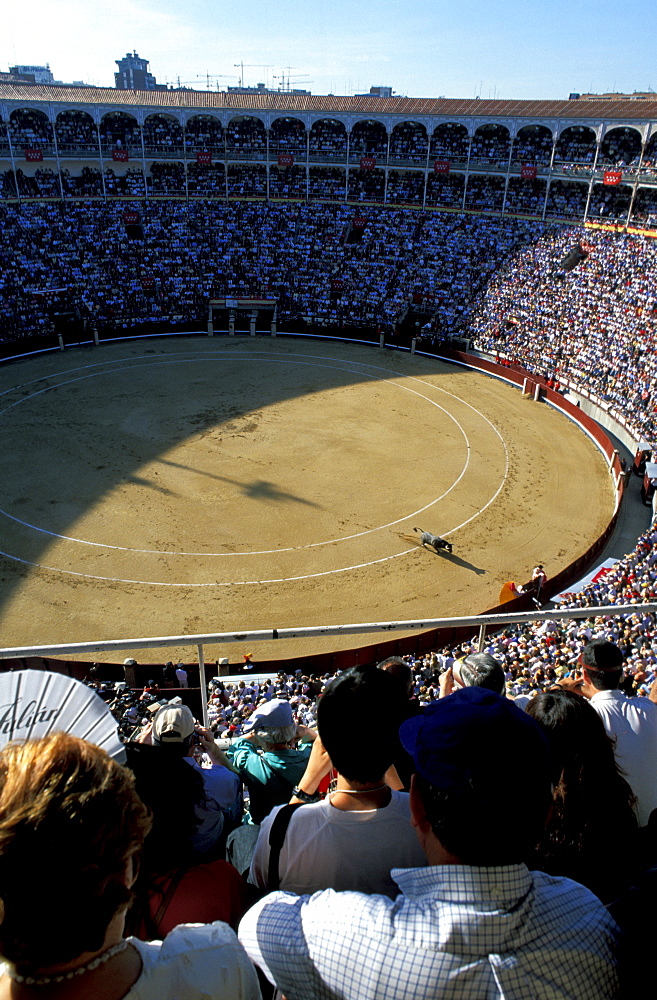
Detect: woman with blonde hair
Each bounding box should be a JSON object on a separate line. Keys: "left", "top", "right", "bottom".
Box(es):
{"left": 0, "top": 731, "right": 261, "bottom": 999}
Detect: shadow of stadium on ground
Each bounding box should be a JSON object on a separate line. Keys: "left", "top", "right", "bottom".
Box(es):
{"left": 0, "top": 337, "right": 488, "bottom": 651}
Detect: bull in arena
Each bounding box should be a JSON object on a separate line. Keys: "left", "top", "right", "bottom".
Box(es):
{"left": 413, "top": 527, "right": 453, "bottom": 554}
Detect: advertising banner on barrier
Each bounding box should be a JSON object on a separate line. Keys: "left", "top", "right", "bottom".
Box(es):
{"left": 360, "top": 156, "right": 376, "bottom": 170}
{"left": 112, "top": 149, "right": 129, "bottom": 162}
{"left": 196, "top": 151, "right": 212, "bottom": 165}
{"left": 24, "top": 149, "right": 43, "bottom": 162}
{"left": 552, "top": 559, "right": 617, "bottom": 602}
{"left": 585, "top": 220, "right": 657, "bottom": 238}
{"left": 433, "top": 160, "right": 450, "bottom": 174}
{"left": 603, "top": 170, "right": 622, "bottom": 185}
{"left": 521, "top": 164, "right": 537, "bottom": 179}
{"left": 278, "top": 153, "right": 294, "bottom": 167}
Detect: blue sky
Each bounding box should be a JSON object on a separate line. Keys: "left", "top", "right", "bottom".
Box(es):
{"left": 2, "top": 0, "right": 656, "bottom": 100}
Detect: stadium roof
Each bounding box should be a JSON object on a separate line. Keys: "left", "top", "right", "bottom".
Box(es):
{"left": 2, "top": 83, "right": 657, "bottom": 120}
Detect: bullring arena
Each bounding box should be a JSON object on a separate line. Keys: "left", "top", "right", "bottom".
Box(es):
{"left": 3, "top": 84, "right": 657, "bottom": 665}
{"left": 0, "top": 336, "right": 612, "bottom": 663}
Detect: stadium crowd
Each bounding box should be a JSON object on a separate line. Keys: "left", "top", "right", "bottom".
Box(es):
{"left": 4, "top": 189, "right": 657, "bottom": 993}
{"left": 2, "top": 205, "right": 657, "bottom": 424}
{"left": 3, "top": 203, "right": 657, "bottom": 457}
{"left": 71, "top": 619, "right": 656, "bottom": 998}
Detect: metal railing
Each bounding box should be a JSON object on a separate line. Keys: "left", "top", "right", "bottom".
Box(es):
{"left": 3, "top": 603, "right": 656, "bottom": 722}
{"left": 4, "top": 604, "right": 655, "bottom": 664}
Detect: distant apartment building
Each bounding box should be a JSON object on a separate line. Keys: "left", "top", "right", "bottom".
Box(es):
{"left": 8, "top": 64, "right": 56, "bottom": 84}
{"left": 570, "top": 91, "right": 657, "bottom": 101}
{"left": 115, "top": 52, "right": 166, "bottom": 91}
{"left": 355, "top": 86, "right": 394, "bottom": 98}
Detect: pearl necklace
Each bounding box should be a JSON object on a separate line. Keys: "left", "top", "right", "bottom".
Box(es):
{"left": 7, "top": 941, "right": 128, "bottom": 986}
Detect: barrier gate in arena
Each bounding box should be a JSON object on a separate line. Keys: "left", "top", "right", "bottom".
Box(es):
{"left": 207, "top": 298, "right": 278, "bottom": 337}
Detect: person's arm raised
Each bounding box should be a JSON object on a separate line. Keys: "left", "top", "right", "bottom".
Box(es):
{"left": 289, "top": 735, "right": 332, "bottom": 803}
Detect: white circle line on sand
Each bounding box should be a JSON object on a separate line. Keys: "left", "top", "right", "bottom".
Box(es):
{"left": 0, "top": 545, "right": 417, "bottom": 587}
{"left": 0, "top": 345, "right": 510, "bottom": 585}
{"left": 0, "top": 355, "right": 493, "bottom": 554}
{"left": 0, "top": 345, "right": 448, "bottom": 400}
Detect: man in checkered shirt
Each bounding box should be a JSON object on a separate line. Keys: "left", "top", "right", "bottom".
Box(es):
{"left": 239, "top": 687, "right": 619, "bottom": 999}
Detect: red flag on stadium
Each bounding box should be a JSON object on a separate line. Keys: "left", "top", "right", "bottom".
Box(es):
{"left": 360, "top": 156, "right": 376, "bottom": 170}
{"left": 521, "top": 164, "right": 537, "bottom": 179}
{"left": 112, "top": 149, "right": 129, "bottom": 162}
{"left": 352, "top": 217, "right": 367, "bottom": 228}
{"left": 141, "top": 276, "right": 155, "bottom": 289}
{"left": 331, "top": 278, "right": 344, "bottom": 291}
{"left": 123, "top": 210, "right": 140, "bottom": 224}
{"left": 196, "top": 151, "right": 212, "bottom": 165}
{"left": 434, "top": 160, "right": 450, "bottom": 174}
{"left": 603, "top": 171, "right": 622, "bottom": 185}
{"left": 24, "top": 149, "right": 43, "bottom": 162}
{"left": 278, "top": 153, "right": 294, "bottom": 167}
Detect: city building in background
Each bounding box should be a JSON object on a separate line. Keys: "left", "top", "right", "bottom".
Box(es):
{"left": 115, "top": 52, "right": 166, "bottom": 92}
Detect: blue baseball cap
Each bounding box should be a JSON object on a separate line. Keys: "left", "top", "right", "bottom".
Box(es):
{"left": 399, "top": 687, "right": 550, "bottom": 791}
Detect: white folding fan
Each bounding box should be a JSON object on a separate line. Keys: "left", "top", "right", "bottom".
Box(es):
{"left": 0, "top": 669, "right": 125, "bottom": 762}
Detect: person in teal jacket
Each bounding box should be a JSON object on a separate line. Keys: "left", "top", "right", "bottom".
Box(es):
{"left": 220, "top": 698, "right": 317, "bottom": 875}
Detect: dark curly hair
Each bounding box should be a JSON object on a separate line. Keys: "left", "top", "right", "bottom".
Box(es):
{"left": 0, "top": 732, "right": 151, "bottom": 970}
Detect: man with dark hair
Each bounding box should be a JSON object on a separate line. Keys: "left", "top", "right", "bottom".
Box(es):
{"left": 377, "top": 655, "right": 413, "bottom": 695}
{"left": 567, "top": 638, "right": 657, "bottom": 826}
{"left": 248, "top": 665, "right": 425, "bottom": 897}
{"left": 239, "top": 688, "right": 619, "bottom": 999}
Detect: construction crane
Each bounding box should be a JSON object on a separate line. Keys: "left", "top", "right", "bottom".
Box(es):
{"left": 273, "top": 67, "right": 312, "bottom": 93}
{"left": 174, "top": 73, "right": 237, "bottom": 91}
{"left": 234, "top": 63, "right": 274, "bottom": 89}
{"left": 199, "top": 72, "right": 236, "bottom": 90}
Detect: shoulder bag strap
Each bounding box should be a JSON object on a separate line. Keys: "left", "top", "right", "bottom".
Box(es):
{"left": 152, "top": 866, "right": 187, "bottom": 934}
{"left": 267, "top": 802, "right": 304, "bottom": 891}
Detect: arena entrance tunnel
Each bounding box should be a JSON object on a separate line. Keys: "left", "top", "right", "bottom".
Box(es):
{"left": 0, "top": 334, "right": 616, "bottom": 663}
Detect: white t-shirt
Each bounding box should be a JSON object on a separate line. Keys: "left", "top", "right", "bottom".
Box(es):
{"left": 250, "top": 791, "right": 426, "bottom": 898}
{"left": 0, "top": 924, "right": 261, "bottom": 1000}
{"left": 590, "top": 689, "right": 657, "bottom": 826}
{"left": 127, "top": 923, "right": 260, "bottom": 999}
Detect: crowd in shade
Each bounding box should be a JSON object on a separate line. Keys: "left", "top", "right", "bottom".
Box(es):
{"left": 2, "top": 206, "right": 657, "bottom": 395}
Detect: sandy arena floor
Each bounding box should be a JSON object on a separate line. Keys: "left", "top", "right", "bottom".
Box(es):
{"left": 0, "top": 337, "right": 613, "bottom": 663}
